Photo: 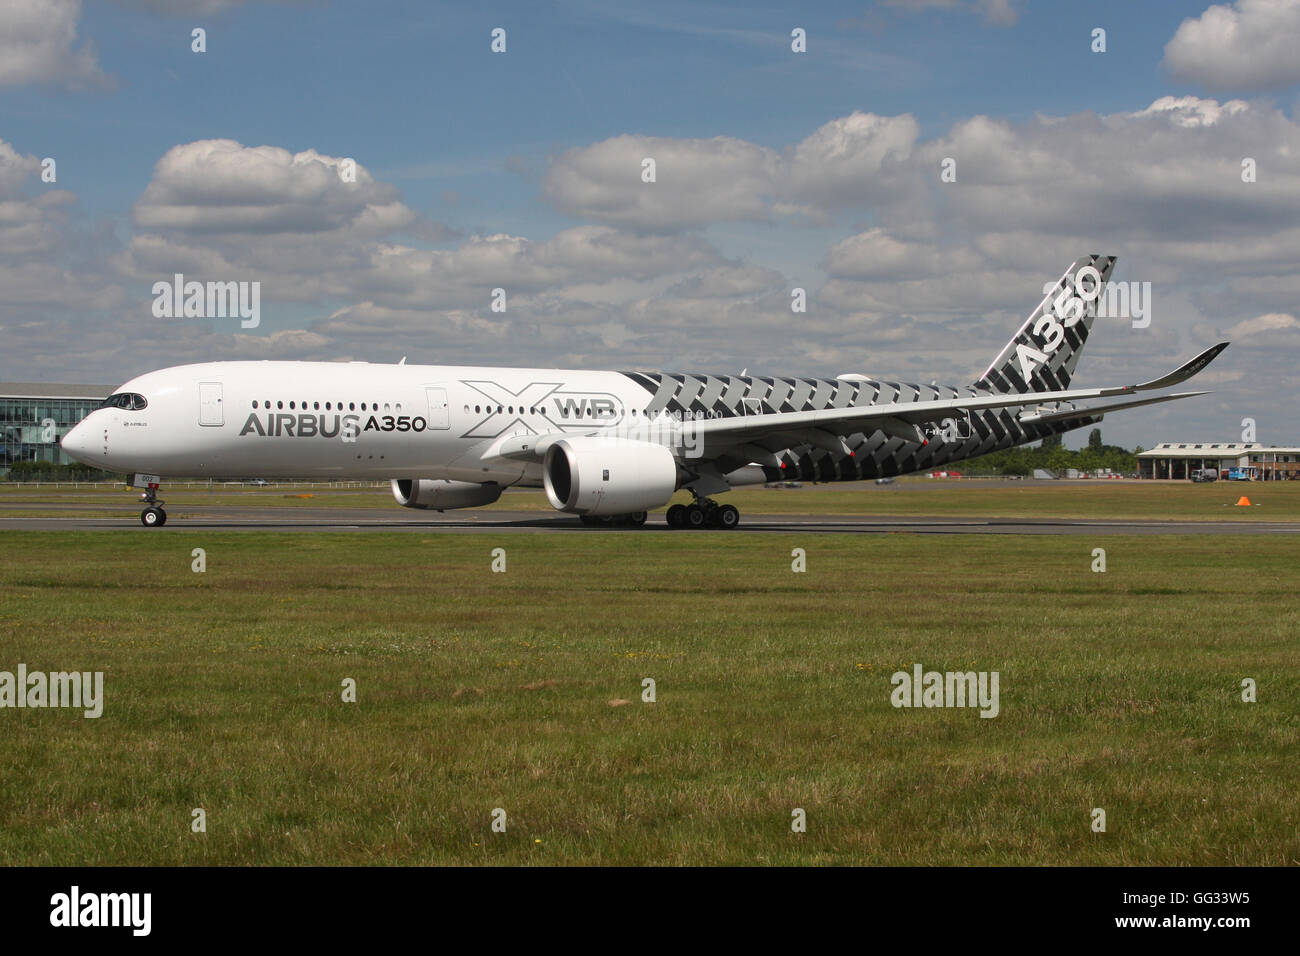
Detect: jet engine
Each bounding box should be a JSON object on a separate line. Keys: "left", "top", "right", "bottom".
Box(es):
{"left": 543, "top": 436, "right": 678, "bottom": 516}
{"left": 391, "top": 478, "right": 502, "bottom": 511}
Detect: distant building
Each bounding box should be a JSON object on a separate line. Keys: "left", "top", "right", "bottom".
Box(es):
{"left": 0, "top": 383, "right": 111, "bottom": 475}
{"left": 1137, "top": 442, "right": 1300, "bottom": 480}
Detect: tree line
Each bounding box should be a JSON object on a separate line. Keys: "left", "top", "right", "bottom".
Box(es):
{"left": 956, "top": 429, "right": 1140, "bottom": 477}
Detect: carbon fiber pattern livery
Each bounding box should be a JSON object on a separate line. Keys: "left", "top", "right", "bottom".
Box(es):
{"left": 620, "top": 369, "right": 1101, "bottom": 482}
{"left": 620, "top": 256, "right": 1117, "bottom": 484}
{"left": 976, "top": 254, "right": 1115, "bottom": 393}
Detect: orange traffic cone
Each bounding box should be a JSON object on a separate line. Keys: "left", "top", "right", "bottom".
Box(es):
{"left": 1235, "top": 496, "right": 1252, "bottom": 506}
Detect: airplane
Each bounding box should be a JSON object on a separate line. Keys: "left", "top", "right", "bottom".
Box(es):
{"left": 60, "top": 255, "right": 1228, "bottom": 529}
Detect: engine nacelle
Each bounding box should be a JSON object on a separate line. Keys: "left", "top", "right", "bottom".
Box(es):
{"left": 391, "top": 478, "right": 502, "bottom": 511}
{"left": 543, "top": 437, "right": 678, "bottom": 516}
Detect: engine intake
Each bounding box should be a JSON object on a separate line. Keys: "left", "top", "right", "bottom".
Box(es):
{"left": 543, "top": 437, "right": 678, "bottom": 516}
{"left": 391, "top": 478, "right": 502, "bottom": 511}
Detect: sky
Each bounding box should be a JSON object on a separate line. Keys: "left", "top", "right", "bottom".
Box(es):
{"left": 3, "top": 0, "right": 1300, "bottom": 449}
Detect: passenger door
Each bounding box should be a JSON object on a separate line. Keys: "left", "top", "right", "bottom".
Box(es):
{"left": 198, "top": 382, "right": 224, "bottom": 426}
{"left": 425, "top": 387, "right": 449, "bottom": 429}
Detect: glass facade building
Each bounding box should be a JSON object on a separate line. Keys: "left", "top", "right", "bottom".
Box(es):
{"left": 0, "top": 383, "right": 110, "bottom": 475}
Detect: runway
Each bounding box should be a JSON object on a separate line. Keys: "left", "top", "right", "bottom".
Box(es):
{"left": 2, "top": 504, "right": 1295, "bottom": 534}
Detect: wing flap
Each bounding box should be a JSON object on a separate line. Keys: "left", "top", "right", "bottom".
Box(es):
{"left": 1017, "top": 390, "right": 1211, "bottom": 425}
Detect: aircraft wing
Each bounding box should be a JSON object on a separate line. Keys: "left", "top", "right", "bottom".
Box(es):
{"left": 481, "top": 342, "right": 1228, "bottom": 465}
{"left": 691, "top": 343, "right": 1229, "bottom": 450}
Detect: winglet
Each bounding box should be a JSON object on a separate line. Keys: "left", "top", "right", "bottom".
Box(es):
{"left": 1132, "top": 342, "right": 1229, "bottom": 391}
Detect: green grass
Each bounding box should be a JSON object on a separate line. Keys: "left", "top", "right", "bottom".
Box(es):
{"left": 0, "top": 532, "right": 1295, "bottom": 865}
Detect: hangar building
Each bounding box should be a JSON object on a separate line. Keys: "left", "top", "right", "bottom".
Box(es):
{"left": 1137, "top": 443, "right": 1300, "bottom": 480}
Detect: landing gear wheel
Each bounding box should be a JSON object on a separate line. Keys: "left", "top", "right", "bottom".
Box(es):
{"left": 629, "top": 511, "right": 648, "bottom": 527}
{"left": 717, "top": 504, "right": 740, "bottom": 529}
{"left": 684, "top": 504, "right": 707, "bottom": 529}
{"left": 666, "top": 504, "right": 686, "bottom": 528}
{"left": 136, "top": 482, "right": 167, "bottom": 527}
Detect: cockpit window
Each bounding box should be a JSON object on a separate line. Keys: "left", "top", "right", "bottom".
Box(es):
{"left": 99, "top": 392, "right": 148, "bottom": 411}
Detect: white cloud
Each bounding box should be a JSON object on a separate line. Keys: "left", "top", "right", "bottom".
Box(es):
{"left": 1224, "top": 311, "right": 1300, "bottom": 337}
{"left": 914, "top": 97, "right": 1300, "bottom": 248}
{"left": 1164, "top": 0, "right": 1300, "bottom": 91}
{"left": 117, "top": 139, "right": 730, "bottom": 331}
{"left": 543, "top": 133, "right": 779, "bottom": 230}
{"left": 541, "top": 112, "right": 922, "bottom": 230}
{"left": 0, "top": 0, "right": 110, "bottom": 90}
{"left": 133, "top": 140, "right": 415, "bottom": 236}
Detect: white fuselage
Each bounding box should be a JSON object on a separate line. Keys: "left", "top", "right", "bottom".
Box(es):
{"left": 61, "top": 361, "right": 668, "bottom": 485}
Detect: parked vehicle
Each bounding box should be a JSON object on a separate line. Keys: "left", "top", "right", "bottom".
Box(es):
{"left": 1191, "top": 468, "right": 1218, "bottom": 482}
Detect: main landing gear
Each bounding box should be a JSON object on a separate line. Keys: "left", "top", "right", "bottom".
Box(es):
{"left": 139, "top": 485, "right": 167, "bottom": 527}
{"left": 665, "top": 494, "right": 740, "bottom": 530}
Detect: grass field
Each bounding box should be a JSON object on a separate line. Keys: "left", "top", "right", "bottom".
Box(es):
{"left": 2, "top": 477, "right": 1298, "bottom": 521}
{"left": 1, "top": 529, "right": 1296, "bottom": 865}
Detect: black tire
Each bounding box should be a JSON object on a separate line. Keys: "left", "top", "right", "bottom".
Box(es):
{"left": 684, "top": 504, "right": 706, "bottom": 528}
{"left": 629, "top": 511, "right": 648, "bottom": 526}
{"left": 156, "top": 508, "right": 167, "bottom": 526}
{"left": 141, "top": 507, "right": 161, "bottom": 527}
{"left": 717, "top": 504, "right": 740, "bottom": 529}
{"left": 666, "top": 504, "right": 685, "bottom": 528}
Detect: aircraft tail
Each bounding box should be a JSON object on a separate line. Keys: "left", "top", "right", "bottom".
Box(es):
{"left": 976, "top": 254, "right": 1117, "bottom": 393}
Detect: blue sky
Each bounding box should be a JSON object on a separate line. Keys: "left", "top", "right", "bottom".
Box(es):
{"left": 3, "top": 0, "right": 1300, "bottom": 448}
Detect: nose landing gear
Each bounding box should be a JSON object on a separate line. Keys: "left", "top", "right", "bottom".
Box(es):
{"left": 137, "top": 482, "right": 167, "bottom": 527}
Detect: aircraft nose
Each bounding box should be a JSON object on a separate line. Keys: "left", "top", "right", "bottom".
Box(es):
{"left": 60, "top": 421, "right": 92, "bottom": 463}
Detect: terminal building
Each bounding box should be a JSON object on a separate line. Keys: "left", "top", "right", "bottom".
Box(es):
{"left": 1137, "top": 443, "right": 1300, "bottom": 480}
{"left": 1, "top": 382, "right": 111, "bottom": 476}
